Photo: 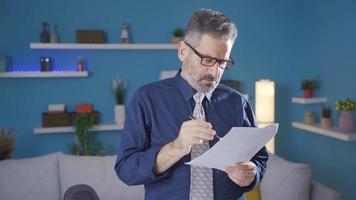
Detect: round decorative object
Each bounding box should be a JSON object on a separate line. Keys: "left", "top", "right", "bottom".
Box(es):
{"left": 338, "top": 111, "right": 355, "bottom": 133}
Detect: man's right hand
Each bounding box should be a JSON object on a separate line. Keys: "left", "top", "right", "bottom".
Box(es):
{"left": 153, "top": 119, "right": 216, "bottom": 175}
{"left": 172, "top": 119, "right": 216, "bottom": 156}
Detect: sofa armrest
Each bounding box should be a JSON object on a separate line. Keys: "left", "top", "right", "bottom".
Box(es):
{"left": 310, "top": 181, "right": 341, "bottom": 200}
{"left": 260, "top": 153, "right": 311, "bottom": 200}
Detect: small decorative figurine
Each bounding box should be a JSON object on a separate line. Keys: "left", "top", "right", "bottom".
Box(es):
{"left": 121, "top": 23, "right": 130, "bottom": 43}
{"left": 77, "top": 57, "right": 85, "bottom": 72}
{"left": 40, "top": 56, "right": 52, "bottom": 72}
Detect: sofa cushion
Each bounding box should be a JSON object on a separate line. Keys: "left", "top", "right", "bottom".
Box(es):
{"left": 0, "top": 152, "right": 62, "bottom": 200}
{"left": 310, "top": 181, "right": 341, "bottom": 200}
{"left": 59, "top": 154, "right": 144, "bottom": 200}
{"left": 260, "top": 153, "right": 311, "bottom": 200}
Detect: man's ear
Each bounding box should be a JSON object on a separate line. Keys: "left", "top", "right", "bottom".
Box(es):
{"left": 177, "top": 41, "right": 188, "bottom": 63}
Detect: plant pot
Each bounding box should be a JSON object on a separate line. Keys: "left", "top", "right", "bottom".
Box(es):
{"left": 171, "top": 36, "right": 183, "bottom": 44}
{"left": 320, "top": 117, "right": 332, "bottom": 129}
{"left": 304, "top": 111, "right": 315, "bottom": 125}
{"left": 71, "top": 112, "right": 100, "bottom": 125}
{"left": 115, "top": 104, "right": 125, "bottom": 125}
{"left": 338, "top": 111, "right": 355, "bottom": 133}
{"left": 304, "top": 89, "right": 313, "bottom": 98}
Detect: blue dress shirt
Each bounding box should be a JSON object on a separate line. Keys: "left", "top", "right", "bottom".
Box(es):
{"left": 115, "top": 71, "right": 268, "bottom": 200}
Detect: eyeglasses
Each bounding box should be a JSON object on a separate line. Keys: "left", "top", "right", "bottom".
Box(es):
{"left": 184, "top": 41, "right": 234, "bottom": 69}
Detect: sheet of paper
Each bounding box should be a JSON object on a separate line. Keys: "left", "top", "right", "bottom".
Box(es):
{"left": 186, "top": 123, "right": 278, "bottom": 171}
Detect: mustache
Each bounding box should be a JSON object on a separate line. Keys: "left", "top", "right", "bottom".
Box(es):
{"left": 199, "top": 74, "right": 217, "bottom": 82}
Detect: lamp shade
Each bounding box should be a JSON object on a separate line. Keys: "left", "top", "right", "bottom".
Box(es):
{"left": 255, "top": 80, "right": 275, "bottom": 123}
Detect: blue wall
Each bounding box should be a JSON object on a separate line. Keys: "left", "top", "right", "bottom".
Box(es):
{"left": 288, "top": 0, "right": 356, "bottom": 199}
{"left": 1, "top": 0, "right": 355, "bottom": 199}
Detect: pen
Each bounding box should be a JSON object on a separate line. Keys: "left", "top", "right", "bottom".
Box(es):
{"left": 188, "top": 115, "right": 222, "bottom": 140}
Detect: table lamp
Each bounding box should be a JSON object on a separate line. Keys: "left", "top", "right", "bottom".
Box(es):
{"left": 255, "top": 79, "right": 275, "bottom": 153}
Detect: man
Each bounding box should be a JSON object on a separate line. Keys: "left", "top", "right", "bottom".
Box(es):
{"left": 115, "top": 8, "right": 268, "bottom": 200}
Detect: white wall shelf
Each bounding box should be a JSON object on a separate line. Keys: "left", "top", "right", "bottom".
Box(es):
{"left": 33, "top": 123, "right": 123, "bottom": 134}
{"left": 292, "top": 122, "right": 356, "bottom": 141}
{"left": 30, "top": 43, "right": 178, "bottom": 50}
{"left": 0, "top": 71, "right": 88, "bottom": 78}
{"left": 292, "top": 97, "right": 327, "bottom": 104}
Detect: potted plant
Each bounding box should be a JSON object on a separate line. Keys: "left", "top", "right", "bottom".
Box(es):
{"left": 69, "top": 113, "right": 104, "bottom": 155}
{"left": 112, "top": 76, "right": 127, "bottom": 125}
{"left": 336, "top": 98, "right": 356, "bottom": 133}
{"left": 300, "top": 80, "right": 317, "bottom": 98}
{"left": 320, "top": 106, "right": 332, "bottom": 129}
{"left": 171, "top": 27, "right": 184, "bottom": 44}
{"left": 0, "top": 128, "right": 15, "bottom": 160}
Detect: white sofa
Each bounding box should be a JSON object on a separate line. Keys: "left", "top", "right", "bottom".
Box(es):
{"left": 0, "top": 152, "right": 144, "bottom": 200}
{"left": 0, "top": 152, "right": 340, "bottom": 200}
{"left": 260, "top": 153, "right": 341, "bottom": 200}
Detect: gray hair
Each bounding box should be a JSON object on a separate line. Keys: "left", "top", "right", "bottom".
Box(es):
{"left": 184, "top": 8, "right": 238, "bottom": 45}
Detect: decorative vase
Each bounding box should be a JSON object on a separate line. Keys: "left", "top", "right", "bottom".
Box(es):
{"left": 50, "top": 25, "right": 60, "bottom": 43}
{"left": 338, "top": 111, "right": 355, "bottom": 133}
{"left": 304, "top": 89, "right": 313, "bottom": 98}
{"left": 40, "top": 22, "right": 50, "bottom": 43}
{"left": 320, "top": 117, "right": 332, "bottom": 129}
{"left": 304, "top": 111, "right": 315, "bottom": 125}
{"left": 115, "top": 104, "right": 125, "bottom": 125}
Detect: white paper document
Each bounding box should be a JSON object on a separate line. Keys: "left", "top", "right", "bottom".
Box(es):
{"left": 186, "top": 123, "right": 279, "bottom": 171}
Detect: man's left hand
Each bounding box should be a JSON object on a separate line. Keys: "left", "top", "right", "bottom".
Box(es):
{"left": 225, "top": 161, "right": 256, "bottom": 187}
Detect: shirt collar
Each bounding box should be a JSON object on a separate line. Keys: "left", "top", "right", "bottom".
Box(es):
{"left": 205, "top": 91, "right": 213, "bottom": 101}
{"left": 174, "top": 69, "right": 212, "bottom": 102}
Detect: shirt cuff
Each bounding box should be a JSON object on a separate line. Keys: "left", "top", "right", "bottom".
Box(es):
{"left": 141, "top": 145, "right": 171, "bottom": 184}
{"left": 242, "top": 165, "right": 261, "bottom": 192}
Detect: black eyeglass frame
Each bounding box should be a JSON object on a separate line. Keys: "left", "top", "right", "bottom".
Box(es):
{"left": 183, "top": 41, "right": 234, "bottom": 69}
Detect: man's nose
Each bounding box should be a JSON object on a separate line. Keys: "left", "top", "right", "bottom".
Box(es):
{"left": 207, "top": 62, "right": 220, "bottom": 77}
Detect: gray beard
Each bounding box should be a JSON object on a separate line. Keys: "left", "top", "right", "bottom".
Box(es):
{"left": 198, "top": 81, "right": 216, "bottom": 93}
{"left": 187, "top": 74, "right": 218, "bottom": 93}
